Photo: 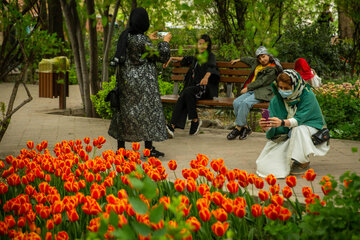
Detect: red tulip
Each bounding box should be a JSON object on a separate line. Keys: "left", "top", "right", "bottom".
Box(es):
{"left": 211, "top": 221, "right": 229, "bottom": 237}
{"left": 302, "top": 187, "right": 313, "bottom": 198}
{"left": 226, "top": 181, "right": 239, "bottom": 194}
{"left": 168, "top": 160, "right": 177, "bottom": 170}
{"left": 143, "top": 149, "right": 150, "bottom": 157}
{"left": 174, "top": 179, "right": 186, "bottom": 192}
{"left": 132, "top": 142, "right": 140, "bottom": 151}
{"left": 302, "top": 169, "right": 317, "bottom": 181}
{"left": 258, "top": 189, "right": 270, "bottom": 201}
{"left": 233, "top": 204, "right": 246, "bottom": 218}
{"left": 53, "top": 213, "right": 62, "bottom": 225}
{"left": 282, "top": 186, "right": 293, "bottom": 198}
{"left": 285, "top": 175, "right": 297, "bottom": 188}
{"left": 83, "top": 137, "right": 90, "bottom": 144}
{"left": 278, "top": 207, "right": 292, "bottom": 221}
{"left": 264, "top": 204, "right": 280, "bottom": 220}
{"left": 5, "top": 215, "right": 15, "bottom": 228}
{"left": 0, "top": 221, "right": 8, "bottom": 235}
{"left": 321, "top": 181, "right": 332, "bottom": 195}
{"left": 186, "top": 178, "right": 197, "bottom": 192}
{"left": 27, "top": 141, "right": 34, "bottom": 149}
{"left": 211, "top": 208, "right": 228, "bottom": 222}
{"left": 199, "top": 208, "right": 211, "bottom": 222}
{"left": 0, "top": 183, "right": 8, "bottom": 194}
{"left": 254, "top": 177, "right": 264, "bottom": 189}
{"left": 67, "top": 208, "right": 79, "bottom": 222}
{"left": 265, "top": 174, "right": 277, "bottom": 186}
{"left": 269, "top": 184, "right": 280, "bottom": 195}
{"left": 251, "top": 204, "right": 262, "bottom": 217}
{"left": 17, "top": 216, "right": 26, "bottom": 228}
{"left": 45, "top": 232, "right": 52, "bottom": 240}
{"left": 186, "top": 217, "right": 201, "bottom": 232}
{"left": 55, "top": 231, "right": 69, "bottom": 240}
{"left": 271, "top": 194, "right": 284, "bottom": 206}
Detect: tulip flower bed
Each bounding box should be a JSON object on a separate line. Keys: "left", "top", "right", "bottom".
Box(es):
{"left": 0, "top": 138, "right": 359, "bottom": 239}
{"left": 315, "top": 81, "right": 360, "bottom": 140}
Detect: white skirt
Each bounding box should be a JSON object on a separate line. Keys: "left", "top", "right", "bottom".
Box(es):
{"left": 256, "top": 125, "right": 330, "bottom": 178}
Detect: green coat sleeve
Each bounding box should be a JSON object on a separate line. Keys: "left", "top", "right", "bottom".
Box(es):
{"left": 247, "top": 67, "right": 277, "bottom": 91}
{"left": 240, "top": 57, "right": 257, "bottom": 67}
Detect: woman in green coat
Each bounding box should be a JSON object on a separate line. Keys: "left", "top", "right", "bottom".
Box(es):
{"left": 256, "top": 70, "right": 329, "bottom": 178}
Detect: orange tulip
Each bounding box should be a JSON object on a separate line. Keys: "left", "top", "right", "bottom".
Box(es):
{"left": 85, "top": 145, "right": 92, "bottom": 153}
{"left": 174, "top": 179, "right": 186, "bottom": 192}
{"left": 118, "top": 189, "right": 128, "bottom": 199}
{"left": 233, "top": 204, "right": 246, "bottom": 218}
{"left": 0, "top": 221, "right": 8, "bottom": 235}
{"left": 221, "top": 198, "right": 233, "bottom": 213}
{"left": 196, "top": 198, "right": 210, "bottom": 211}
{"left": 45, "top": 232, "right": 52, "bottom": 240}
{"left": 143, "top": 148, "right": 150, "bottom": 157}
{"left": 67, "top": 208, "right": 79, "bottom": 222}
{"left": 159, "top": 196, "right": 170, "bottom": 210}
{"left": 17, "top": 216, "right": 26, "bottom": 228}
{"left": 211, "top": 191, "right": 224, "bottom": 207}
{"left": 168, "top": 160, "right": 177, "bottom": 170}
{"left": 254, "top": 177, "right": 264, "bottom": 189}
{"left": 197, "top": 183, "right": 210, "bottom": 196}
{"left": 225, "top": 170, "right": 236, "bottom": 181}
{"left": 211, "top": 221, "right": 229, "bottom": 237}
{"left": 285, "top": 175, "right": 297, "bottom": 188}
{"left": 36, "top": 144, "right": 43, "bottom": 152}
{"left": 186, "top": 178, "right": 197, "bottom": 192}
{"left": 199, "top": 208, "right": 211, "bottom": 222}
{"left": 264, "top": 204, "right": 280, "bottom": 220}
{"left": 251, "top": 204, "right": 262, "bottom": 217}
{"left": 344, "top": 179, "right": 352, "bottom": 188}
{"left": 226, "top": 181, "right": 239, "bottom": 194}
{"left": 132, "top": 142, "right": 140, "bottom": 151}
{"left": 321, "top": 181, "right": 332, "bottom": 195}
{"left": 282, "top": 186, "right": 293, "bottom": 199}
{"left": 271, "top": 194, "right": 284, "bottom": 206}
{"left": 27, "top": 141, "right": 34, "bottom": 149}
{"left": 248, "top": 173, "right": 256, "bottom": 184}
{"left": 186, "top": 217, "right": 201, "bottom": 232}
{"left": 265, "top": 174, "right": 277, "bottom": 186}
{"left": 278, "top": 207, "right": 292, "bottom": 221}
{"left": 46, "top": 219, "right": 54, "bottom": 230}
{"left": 53, "top": 213, "right": 62, "bottom": 225}
{"left": 302, "top": 186, "right": 313, "bottom": 198}
{"left": 258, "top": 189, "right": 270, "bottom": 201}
{"left": 83, "top": 137, "right": 90, "bottom": 144}
{"left": 40, "top": 207, "right": 51, "bottom": 219}
{"left": 212, "top": 208, "right": 228, "bottom": 222}
{"left": 302, "top": 169, "right": 317, "bottom": 181}
{"left": 234, "top": 197, "right": 246, "bottom": 207}
{"left": 5, "top": 215, "right": 15, "bottom": 228}
{"left": 7, "top": 173, "right": 21, "bottom": 186}
{"left": 52, "top": 200, "right": 64, "bottom": 214}
{"left": 0, "top": 183, "right": 8, "bottom": 194}
{"left": 269, "top": 184, "right": 280, "bottom": 195}
{"left": 55, "top": 231, "right": 69, "bottom": 240}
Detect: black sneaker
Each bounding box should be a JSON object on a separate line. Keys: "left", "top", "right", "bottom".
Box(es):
{"left": 290, "top": 160, "right": 310, "bottom": 175}
{"left": 239, "top": 127, "right": 252, "bottom": 140}
{"left": 166, "top": 124, "right": 175, "bottom": 139}
{"left": 227, "top": 127, "right": 243, "bottom": 140}
{"left": 149, "top": 147, "right": 165, "bottom": 158}
{"left": 189, "top": 120, "right": 202, "bottom": 135}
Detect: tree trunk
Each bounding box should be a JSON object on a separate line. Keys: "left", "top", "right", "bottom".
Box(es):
{"left": 338, "top": 9, "right": 354, "bottom": 39}
{"left": 47, "top": 0, "right": 65, "bottom": 41}
{"left": 234, "top": 0, "right": 247, "bottom": 47}
{"left": 102, "top": 0, "right": 121, "bottom": 83}
{"left": 60, "top": 0, "right": 93, "bottom": 116}
{"left": 86, "top": 0, "right": 99, "bottom": 96}
{"left": 214, "top": 0, "right": 232, "bottom": 44}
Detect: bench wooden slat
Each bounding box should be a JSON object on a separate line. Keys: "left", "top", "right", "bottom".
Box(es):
{"left": 219, "top": 76, "right": 247, "bottom": 83}
{"left": 161, "top": 95, "right": 269, "bottom": 109}
{"left": 172, "top": 68, "right": 189, "bottom": 74}
{"left": 216, "top": 62, "right": 250, "bottom": 68}
{"left": 171, "top": 75, "right": 185, "bottom": 81}
{"left": 219, "top": 68, "right": 251, "bottom": 76}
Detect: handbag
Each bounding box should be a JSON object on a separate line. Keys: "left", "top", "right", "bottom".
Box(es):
{"left": 311, "top": 128, "right": 330, "bottom": 145}
{"left": 105, "top": 86, "right": 120, "bottom": 108}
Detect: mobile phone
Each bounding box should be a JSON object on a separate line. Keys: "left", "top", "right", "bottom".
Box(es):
{"left": 157, "top": 32, "right": 168, "bottom": 38}
{"left": 261, "top": 109, "right": 269, "bottom": 121}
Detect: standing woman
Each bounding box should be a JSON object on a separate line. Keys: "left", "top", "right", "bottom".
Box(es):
{"left": 108, "top": 7, "right": 171, "bottom": 157}
{"left": 256, "top": 70, "right": 329, "bottom": 178}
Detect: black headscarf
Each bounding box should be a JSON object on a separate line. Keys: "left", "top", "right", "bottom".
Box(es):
{"left": 113, "top": 7, "right": 150, "bottom": 65}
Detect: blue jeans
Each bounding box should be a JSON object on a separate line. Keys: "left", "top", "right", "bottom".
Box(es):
{"left": 233, "top": 91, "right": 260, "bottom": 126}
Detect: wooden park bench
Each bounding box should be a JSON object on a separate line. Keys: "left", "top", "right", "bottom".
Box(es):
{"left": 161, "top": 61, "right": 295, "bottom": 130}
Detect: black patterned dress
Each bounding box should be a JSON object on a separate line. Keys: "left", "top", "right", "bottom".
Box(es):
{"left": 108, "top": 33, "right": 170, "bottom": 142}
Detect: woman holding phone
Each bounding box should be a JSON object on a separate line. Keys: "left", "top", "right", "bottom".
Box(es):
{"left": 256, "top": 69, "right": 329, "bottom": 178}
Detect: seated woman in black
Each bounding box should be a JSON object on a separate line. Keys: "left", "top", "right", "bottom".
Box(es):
{"left": 163, "top": 34, "right": 220, "bottom": 137}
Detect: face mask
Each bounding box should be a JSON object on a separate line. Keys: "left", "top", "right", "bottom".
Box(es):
{"left": 278, "top": 89, "right": 293, "bottom": 98}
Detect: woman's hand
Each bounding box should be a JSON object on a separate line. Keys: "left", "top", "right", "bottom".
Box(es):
{"left": 149, "top": 31, "right": 158, "bottom": 40}
{"left": 163, "top": 56, "right": 183, "bottom": 68}
{"left": 268, "top": 117, "right": 282, "bottom": 128}
{"left": 163, "top": 32, "right": 172, "bottom": 42}
{"left": 230, "top": 59, "right": 240, "bottom": 65}
{"left": 259, "top": 118, "right": 271, "bottom": 132}
{"left": 200, "top": 77, "right": 208, "bottom": 85}
{"left": 240, "top": 87, "right": 248, "bottom": 94}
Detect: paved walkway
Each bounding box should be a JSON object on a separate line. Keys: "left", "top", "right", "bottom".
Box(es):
{"left": 1, "top": 82, "right": 360, "bottom": 200}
